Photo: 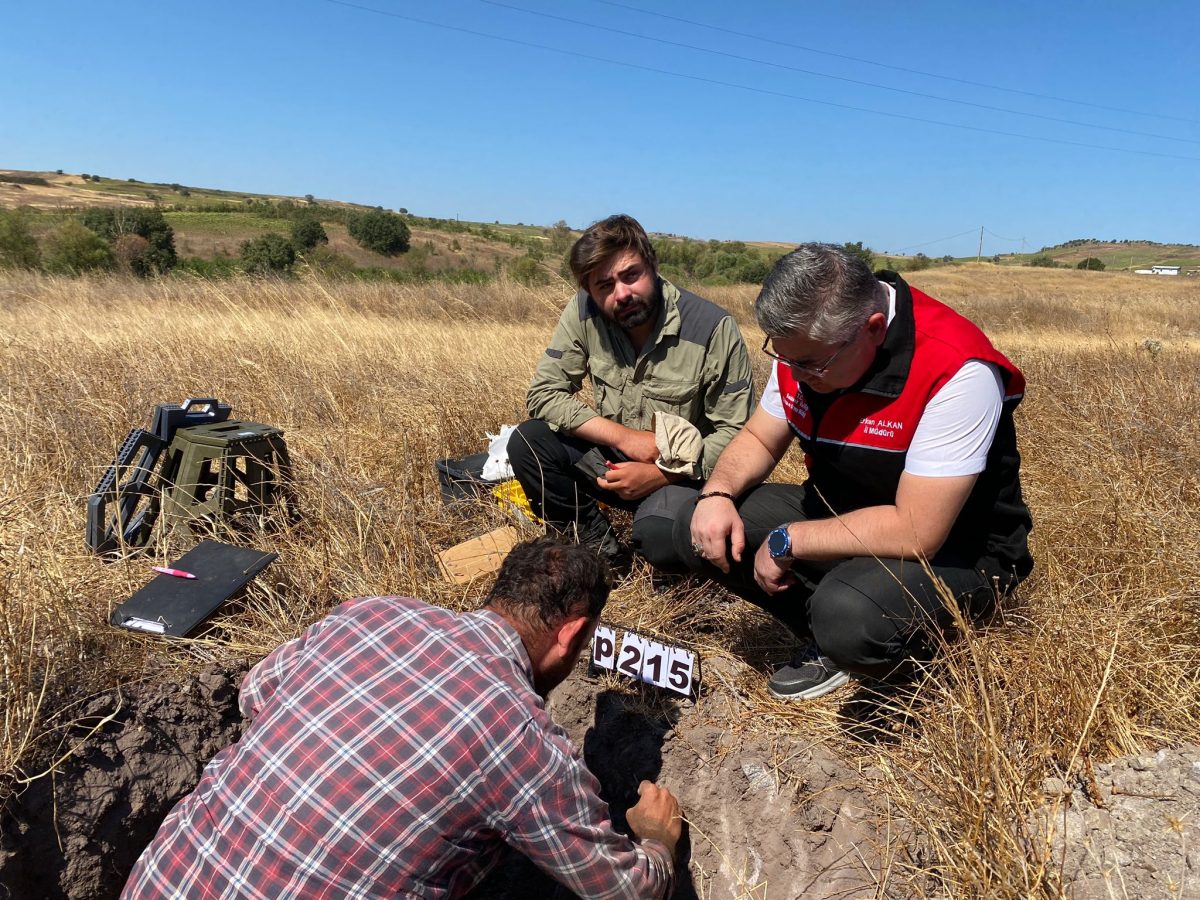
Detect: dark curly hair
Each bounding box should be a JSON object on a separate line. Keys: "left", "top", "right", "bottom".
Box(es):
{"left": 485, "top": 538, "right": 611, "bottom": 629}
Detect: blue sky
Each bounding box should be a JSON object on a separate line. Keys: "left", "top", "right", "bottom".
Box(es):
{"left": 3, "top": 1, "right": 1198, "bottom": 256}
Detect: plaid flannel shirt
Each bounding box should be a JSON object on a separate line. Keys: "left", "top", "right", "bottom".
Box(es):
{"left": 123, "top": 597, "right": 673, "bottom": 899}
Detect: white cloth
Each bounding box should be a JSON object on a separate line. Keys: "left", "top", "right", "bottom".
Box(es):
{"left": 481, "top": 425, "right": 518, "bottom": 481}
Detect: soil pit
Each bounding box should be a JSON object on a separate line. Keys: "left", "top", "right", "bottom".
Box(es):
{"left": 2, "top": 664, "right": 1198, "bottom": 899}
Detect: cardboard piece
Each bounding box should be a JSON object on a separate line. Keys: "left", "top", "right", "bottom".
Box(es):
{"left": 437, "top": 526, "right": 520, "bottom": 584}
{"left": 111, "top": 540, "right": 277, "bottom": 637}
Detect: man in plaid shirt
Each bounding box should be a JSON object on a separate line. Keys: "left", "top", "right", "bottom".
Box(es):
{"left": 123, "top": 539, "right": 680, "bottom": 899}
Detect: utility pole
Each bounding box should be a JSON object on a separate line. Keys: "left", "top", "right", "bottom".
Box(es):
{"left": 977, "top": 226, "right": 984, "bottom": 263}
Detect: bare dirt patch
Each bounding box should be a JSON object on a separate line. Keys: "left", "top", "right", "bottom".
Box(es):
{"left": 4, "top": 659, "right": 1197, "bottom": 900}
{"left": 0, "top": 172, "right": 156, "bottom": 210}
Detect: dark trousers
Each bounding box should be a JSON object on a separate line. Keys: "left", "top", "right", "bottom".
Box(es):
{"left": 507, "top": 419, "right": 698, "bottom": 563}
{"left": 662, "top": 482, "right": 1020, "bottom": 676}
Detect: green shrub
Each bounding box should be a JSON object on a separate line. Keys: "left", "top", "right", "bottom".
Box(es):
{"left": 43, "top": 221, "right": 113, "bottom": 274}
{"left": 112, "top": 234, "right": 152, "bottom": 275}
{"left": 81, "top": 208, "right": 177, "bottom": 275}
{"left": 291, "top": 218, "right": 328, "bottom": 251}
{"left": 734, "top": 259, "right": 771, "bottom": 284}
{"left": 348, "top": 209, "right": 410, "bottom": 255}
{"left": 0, "top": 174, "right": 50, "bottom": 186}
{"left": 302, "top": 246, "right": 356, "bottom": 277}
{"left": 508, "top": 254, "right": 550, "bottom": 285}
{"left": 1028, "top": 253, "right": 1059, "bottom": 268}
{"left": 654, "top": 237, "right": 784, "bottom": 284}
{"left": 239, "top": 233, "right": 296, "bottom": 275}
{"left": 0, "top": 208, "right": 42, "bottom": 270}
{"left": 1076, "top": 257, "right": 1106, "bottom": 271}
{"left": 900, "top": 252, "right": 932, "bottom": 272}
{"left": 174, "top": 256, "right": 240, "bottom": 278}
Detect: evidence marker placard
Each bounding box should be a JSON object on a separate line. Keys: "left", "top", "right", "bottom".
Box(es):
{"left": 590, "top": 625, "right": 699, "bottom": 697}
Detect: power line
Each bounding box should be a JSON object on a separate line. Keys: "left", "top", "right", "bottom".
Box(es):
{"left": 318, "top": 0, "right": 1200, "bottom": 162}
{"left": 983, "top": 227, "right": 1024, "bottom": 243}
{"left": 589, "top": 0, "right": 1197, "bottom": 126}
{"left": 480, "top": 0, "right": 1200, "bottom": 146}
{"left": 894, "top": 229, "right": 981, "bottom": 253}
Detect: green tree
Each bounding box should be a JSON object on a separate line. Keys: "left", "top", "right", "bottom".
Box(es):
{"left": 43, "top": 221, "right": 113, "bottom": 274}
{"left": 1076, "top": 257, "right": 1106, "bottom": 271}
{"left": 548, "top": 219, "right": 574, "bottom": 254}
{"left": 81, "top": 208, "right": 177, "bottom": 275}
{"left": 1028, "top": 253, "right": 1059, "bottom": 268}
{"left": 843, "top": 241, "right": 875, "bottom": 269}
{"left": 905, "top": 252, "right": 932, "bottom": 271}
{"left": 239, "top": 233, "right": 296, "bottom": 275}
{"left": 0, "top": 208, "right": 42, "bottom": 270}
{"left": 348, "top": 209, "right": 410, "bottom": 255}
{"left": 291, "top": 218, "right": 329, "bottom": 251}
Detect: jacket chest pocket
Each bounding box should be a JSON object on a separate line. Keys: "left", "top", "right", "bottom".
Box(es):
{"left": 589, "top": 363, "right": 626, "bottom": 419}
{"left": 643, "top": 379, "right": 700, "bottom": 420}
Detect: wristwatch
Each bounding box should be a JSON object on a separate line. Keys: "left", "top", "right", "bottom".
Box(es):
{"left": 767, "top": 524, "right": 793, "bottom": 560}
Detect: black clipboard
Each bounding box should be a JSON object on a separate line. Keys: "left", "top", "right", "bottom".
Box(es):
{"left": 111, "top": 540, "right": 277, "bottom": 637}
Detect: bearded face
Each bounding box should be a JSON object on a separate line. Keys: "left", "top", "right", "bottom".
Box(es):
{"left": 587, "top": 250, "right": 661, "bottom": 332}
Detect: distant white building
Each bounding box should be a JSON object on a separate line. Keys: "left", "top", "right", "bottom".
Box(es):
{"left": 1134, "top": 265, "right": 1181, "bottom": 276}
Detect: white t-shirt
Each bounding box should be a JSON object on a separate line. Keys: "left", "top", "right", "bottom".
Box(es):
{"left": 759, "top": 283, "right": 1003, "bottom": 477}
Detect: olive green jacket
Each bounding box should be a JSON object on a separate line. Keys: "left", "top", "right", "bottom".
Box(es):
{"left": 526, "top": 279, "right": 754, "bottom": 479}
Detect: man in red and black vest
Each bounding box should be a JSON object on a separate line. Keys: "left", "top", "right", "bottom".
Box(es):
{"left": 674, "top": 243, "right": 1033, "bottom": 700}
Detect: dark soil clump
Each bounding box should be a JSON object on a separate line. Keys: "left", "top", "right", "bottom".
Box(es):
{"left": 0, "top": 664, "right": 248, "bottom": 900}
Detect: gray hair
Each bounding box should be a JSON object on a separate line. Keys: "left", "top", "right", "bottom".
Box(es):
{"left": 755, "top": 243, "right": 886, "bottom": 343}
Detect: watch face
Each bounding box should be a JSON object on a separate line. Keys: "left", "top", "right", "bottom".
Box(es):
{"left": 768, "top": 527, "right": 790, "bottom": 559}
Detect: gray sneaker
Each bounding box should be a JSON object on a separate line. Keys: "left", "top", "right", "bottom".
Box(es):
{"left": 768, "top": 644, "right": 850, "bottom": 700}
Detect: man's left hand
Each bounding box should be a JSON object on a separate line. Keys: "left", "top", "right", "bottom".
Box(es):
{"left": 753, "top": 539, "right": 798, "bottom": 594}
{"left": 596, "top": 462, "right": 667, "bottom": 501}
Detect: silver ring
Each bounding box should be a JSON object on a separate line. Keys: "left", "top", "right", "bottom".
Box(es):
{"left": 691, "top": 541, "right": 705, "bottom": 558}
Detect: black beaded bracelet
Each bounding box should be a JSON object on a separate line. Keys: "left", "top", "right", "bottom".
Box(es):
{"left": 695, "top": 491, "right": 735, "bottom": 502}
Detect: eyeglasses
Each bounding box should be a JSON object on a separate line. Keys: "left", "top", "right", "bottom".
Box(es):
{"left": 761, "top": 334, "right": 854, "bottom": 377}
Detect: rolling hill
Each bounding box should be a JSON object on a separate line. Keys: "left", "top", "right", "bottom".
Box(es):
{"left": 2, "top": 167, "right": 1196, "bottom": 277}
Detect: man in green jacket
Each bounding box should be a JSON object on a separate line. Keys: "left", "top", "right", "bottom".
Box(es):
{"left": 510, "top": 214, "right": 754, "bottom": 565}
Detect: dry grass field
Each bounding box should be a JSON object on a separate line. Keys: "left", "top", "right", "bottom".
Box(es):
{"left": 1, "top": 263, "right": 1198, "bottom": 896}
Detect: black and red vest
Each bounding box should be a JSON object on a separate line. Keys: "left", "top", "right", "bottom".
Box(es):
{"left": 777, "top": 272, "right": 1033, "bottom": 576}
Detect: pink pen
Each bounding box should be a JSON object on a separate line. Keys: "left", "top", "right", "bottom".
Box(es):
{"left": 152, "top": 566, "right": 196, "bottom": 580}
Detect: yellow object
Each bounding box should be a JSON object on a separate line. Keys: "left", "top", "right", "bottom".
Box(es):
{"left": 492, "top": 479, "right": 541, "bottom": 525}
